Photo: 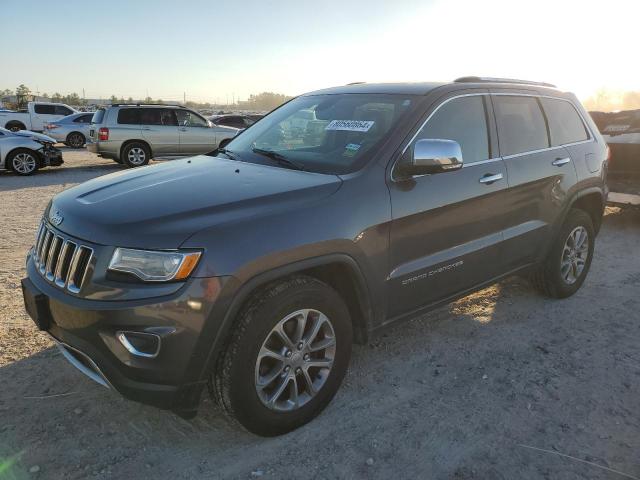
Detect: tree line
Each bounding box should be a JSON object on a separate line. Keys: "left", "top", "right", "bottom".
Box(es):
{"left": 1, "top": 85, "right": 293, "bottom": 111}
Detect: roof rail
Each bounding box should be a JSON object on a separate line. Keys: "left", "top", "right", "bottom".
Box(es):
{"left": 454, "top": 76, "right": 557, "bottom": 88}
{"left": 109, "top": 103, "right": 187, "bottom": 108}
{"left": 346, "top": 82, "right": 366, "bottom": 85}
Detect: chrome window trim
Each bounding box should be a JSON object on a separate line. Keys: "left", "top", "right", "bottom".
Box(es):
{"left": 392, "top": 91, "right": 595, "bottom": 182}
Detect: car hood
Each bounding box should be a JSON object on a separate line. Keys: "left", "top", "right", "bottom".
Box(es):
{"left": 49, "top": 155, "right": 342, "bottom": 249}
{"left": 12, "top": 130, "right": 57, "bottom": 143}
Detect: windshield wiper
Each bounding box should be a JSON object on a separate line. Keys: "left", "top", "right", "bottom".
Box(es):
{"left": 251, "top": 147, "right": 305, "bottom": 171}
{"left": 216, "top": 147, "right": 239, "bottom": 160}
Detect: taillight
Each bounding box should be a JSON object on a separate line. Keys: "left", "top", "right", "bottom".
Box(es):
{"left": 98, "top": 127, "right": 109, "bottom": 141}
{"left": 605, "top": 145, "right": 611, "bottom": 163}
{"left": 45, "top": 124, "right": 58, "bottom": 130}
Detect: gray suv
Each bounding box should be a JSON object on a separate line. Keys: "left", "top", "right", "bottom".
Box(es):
{"left": 22, "top": 78, "right": 608, "bottom": 436}
{"left": 87, "top": 104, "right": 238, "bottom": 167}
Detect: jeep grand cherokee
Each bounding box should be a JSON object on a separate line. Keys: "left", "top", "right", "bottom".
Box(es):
{"left": 22, "top": 77, "right": 608, "bottom": 436}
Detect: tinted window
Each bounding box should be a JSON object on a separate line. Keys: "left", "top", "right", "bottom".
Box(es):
{"left": 140, "top": 108, "right": 177, "bottom": 126}
{"left": 34, "top": 104, "right": 56, "bottom": 114}
{"left": 117, "top": 108, "right": 141, "bottom": 125}
{"left": 55, "top": 105, "right": 73, "bottom": 116}
{"left": 74, "top": 114, "right": 93, "bottom": 123}
{"left": 541, "top": 98, "right": 589, "bottom": 146}
{"left": 216, "top": 116, "right": 245, "bottom": 128}
{"left": 414, "top": 96, "right": 489, "bottom": 163}
{"left": 91, "top": 108, "right": 106, "bottom": 124}
{"left": 176, "top": 109, "right": 208, "bottom": 127}
{"left": 494, "top": 96, "right": 549, "bottom": 156}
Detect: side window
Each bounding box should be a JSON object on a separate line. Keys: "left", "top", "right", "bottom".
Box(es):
{"left": 117, "top": 108, "right": 141, "bottom": 125}
{"left": 176, "top": 110, "right": 208, "bottom": 127}
{"left": 493, "top": 96, "right": 549, "bottom": 156}
{"left": 138, "top": 108, "right": 177, "bottom": 126}
{"left": 55, "top": 106, "right": 73, "bottom": 116}
{"left": 74, "top": 114, "right": 93, "bottom": 123}
{"left": 34, "top": 104, "right": 56, "bottom": 115}
{"left": 541, "top": 98, "right": 589, "bottom": 146}
{"left": 413, "top": 96, "right": 489, "bottom": 163}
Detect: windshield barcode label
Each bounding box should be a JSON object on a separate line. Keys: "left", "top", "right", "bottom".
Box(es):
{"left": 325, "top": 120, "right": 374, "bottom": 132}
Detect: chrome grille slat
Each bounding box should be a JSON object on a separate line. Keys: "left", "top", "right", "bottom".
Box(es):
{"left": 32, "top": 222, "right": 93, "bottom": 294}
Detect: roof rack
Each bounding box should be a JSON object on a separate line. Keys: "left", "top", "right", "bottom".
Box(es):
{"left": 454, "top": 76, "right": 557, "bottom": 88}
{"left": 109, "top": 103, "right": 187, "bottom": 108}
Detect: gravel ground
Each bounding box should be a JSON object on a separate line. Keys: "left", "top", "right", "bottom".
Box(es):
{"left": 1, "top": 148, "right": 639, "bottom": 479}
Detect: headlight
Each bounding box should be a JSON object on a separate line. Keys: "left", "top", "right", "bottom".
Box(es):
{"left": 108, "top": 248, "right": 201, "bottom": 282}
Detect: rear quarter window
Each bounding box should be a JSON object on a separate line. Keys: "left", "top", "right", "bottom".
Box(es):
{"left": 541, "top": 98, "right": 589, "bottom": 146}
{"left": 117, "top": 108, "right": 141, "bottom": 125}
{"left": 91, "top": 109, "right": 106, "bottom": 124}
{"left": 493, "top": 95, "right": 549, "bottom": 156}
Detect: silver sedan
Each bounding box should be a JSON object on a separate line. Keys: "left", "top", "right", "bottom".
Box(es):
{"left": 43, "top": 112, "right": 94, "bottom": 148}
{"left": 0, "top": 128, "right": 63, "bottom": 175}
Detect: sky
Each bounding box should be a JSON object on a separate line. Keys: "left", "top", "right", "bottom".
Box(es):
{"left": 1, "top": 0, "right": 639, "bottom": 103}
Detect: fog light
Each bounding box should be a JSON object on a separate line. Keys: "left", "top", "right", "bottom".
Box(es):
{"left": 116, "top": 331, "right": 161, "bottom": 358}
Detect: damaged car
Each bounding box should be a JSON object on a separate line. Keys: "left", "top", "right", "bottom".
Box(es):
{"left": 0, "top": 127, "right": 63, "bottom": 175}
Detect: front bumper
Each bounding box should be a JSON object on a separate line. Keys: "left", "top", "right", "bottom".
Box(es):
{"left": 22, "top": 252, "right": 230, "bottom": 416}
{"left": 42, "top": 146, "right": 63, "bottom": 167}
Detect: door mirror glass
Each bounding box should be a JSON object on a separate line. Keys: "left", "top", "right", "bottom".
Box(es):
{"left": 400, "top": 139, "right": 463, "bottom": 176}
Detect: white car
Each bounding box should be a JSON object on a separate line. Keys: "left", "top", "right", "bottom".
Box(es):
{"left": 0, "top": 101, "right": 77, "bottom": 132}
{"left": 0, "top": 127, "right": 63, "bottom": 175}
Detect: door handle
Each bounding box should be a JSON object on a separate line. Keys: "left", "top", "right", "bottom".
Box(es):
{"left": 552, "top": 157, "right": 571, "bottom": 167}
{"left": 479, "top": 173, "right": 503, "bottom": 185}
{"left": 142, "top": 127, "right": 151, "bottom": 131}
{"left": 179, "top": 127, "right": 188, "bottom": 132}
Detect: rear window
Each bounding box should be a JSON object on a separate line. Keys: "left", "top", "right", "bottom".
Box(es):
{"left": 494, "top": 96, "right": 549, "bottom": 156}
{"left": 117, "top": 108, "right": 141, "bottom": 125}
{"left": 91, "top": 108, "right": 106, "bottom": 124}
{"left": 541, "top": 98, "right": 589, "bottom": 146}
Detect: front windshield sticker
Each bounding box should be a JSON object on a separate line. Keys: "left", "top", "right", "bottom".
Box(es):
{"left": 343, "top": 143, "right": 361, "bottom": 157}
{"left": 325, "top": 120, "right": 374, "bottom": 132}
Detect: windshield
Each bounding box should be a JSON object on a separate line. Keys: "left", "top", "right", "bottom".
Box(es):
{"left": 215, "top": 93, "right": 418, "bottom": 174}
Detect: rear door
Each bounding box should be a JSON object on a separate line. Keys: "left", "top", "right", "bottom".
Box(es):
{"left": 492, "top": 93, "right": 579, "bottom": 269}
{"left": 387, "top": 92, "right": 511, "bottom": 317}
{"left": 176, "top": 109, "right": 217, "bottom": 154}
{"left": 140, "top": 108, "right": 180, "bottom": 156}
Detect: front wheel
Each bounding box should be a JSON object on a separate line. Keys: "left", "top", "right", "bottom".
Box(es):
{"left": 531, "top": 209, "right": 595, "bottom": 298}
{"left": 211, "top": 276, "right": 352, "bottom": 436}
{"left": 8, "top": 149, "right": 39, "bottom": 175}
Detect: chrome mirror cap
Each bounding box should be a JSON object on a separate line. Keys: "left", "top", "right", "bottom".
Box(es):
{"left": 401, "top": 139, "right": 463, "bottom": 176}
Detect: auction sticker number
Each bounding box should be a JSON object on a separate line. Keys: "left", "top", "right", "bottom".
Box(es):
{"left": 325, "top": 120, "right": 374, "bottom": 132}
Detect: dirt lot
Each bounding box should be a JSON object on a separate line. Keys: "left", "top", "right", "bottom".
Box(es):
{"left": 1, "top": 149, "right": 639, "bottom": 479}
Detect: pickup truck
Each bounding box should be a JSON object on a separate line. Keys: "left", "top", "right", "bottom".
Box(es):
{"left": 0, "top": 102, "right": 77, "bottom": 132}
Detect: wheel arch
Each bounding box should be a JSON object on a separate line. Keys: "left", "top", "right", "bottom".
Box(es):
{"left": 569, "top": 188, "right": 605, "bottom": 234}
{"left": 120, "top": 139, "right": 153, "bottom": 159}
{"left": 5, "top": 147, "right": 43, "bottom": 169}
{"left": 5, "top": 120, "right": 27, "bottom": 131}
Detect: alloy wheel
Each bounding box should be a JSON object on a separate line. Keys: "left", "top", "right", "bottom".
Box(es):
{"left": 127, "top": 147, "right": 146, "bottom": 165}
{"left": 69, "top": 133, "right": 84, "bottom": 148}
{"left": 12, "top": 152, "right": 37, "bottom": 174}
{"left": 560, "top": 226, "right": 589, "bottom": 285}
{"left": 255, "top": 309, "right": 336, "bottom": 412}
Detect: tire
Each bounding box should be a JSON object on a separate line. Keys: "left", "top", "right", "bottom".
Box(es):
{"left": 211, "top": 275, "right": 352, "bottom": 436}
{"left": 121, "top": 142, "right": 150, "bottom": 167}
{"left": 6, "top": 121, "right": 26, "bottom": 132}
{"left": 531, "top": 209, "right": 595, "bottom": 298}
{"left": 113, "top": 158, "right": 123, "bottom": 164}
{"left": 7, "top": 149, "right": 39, "bottom": 176}
{"left": 66, "top": 132, "right": 85, "bottom": 148}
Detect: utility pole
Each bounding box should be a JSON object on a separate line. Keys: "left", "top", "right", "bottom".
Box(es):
{"left": 183, "top": 92, "right": 186, "bottom": 104}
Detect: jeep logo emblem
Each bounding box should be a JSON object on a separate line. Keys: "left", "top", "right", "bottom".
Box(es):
{"left": 50, "top": 210, "right": 64, "bottom": 226}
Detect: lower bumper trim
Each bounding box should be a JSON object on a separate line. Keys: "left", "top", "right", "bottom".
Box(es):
{"left": 54, "top": 338, "right": 113, "bottom": 390}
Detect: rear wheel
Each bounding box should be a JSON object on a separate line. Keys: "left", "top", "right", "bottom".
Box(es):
{"left": 65, "top": 132, "right": 85, "bottom": 148}
{"left": 211, "top": 276, "right": 352, "bottom": 436}
{"left": 531, "top": 209, "right": 595, "bottom": 298}
{"left": 121, "top": 142, "right": 150, "bottom": 167}
{"left": 8, "top": 149, "right": 39, "bottom": 175}
{"left": 6, "top": 121, "right": 26, "bottom": 132}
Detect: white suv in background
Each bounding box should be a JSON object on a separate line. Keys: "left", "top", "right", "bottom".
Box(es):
{"left": 87, "top": 104, "right": 239, "bottom": 167}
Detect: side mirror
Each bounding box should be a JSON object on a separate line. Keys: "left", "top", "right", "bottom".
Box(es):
{"left": 399, "top": 139, "right": 463, "bottom": 176}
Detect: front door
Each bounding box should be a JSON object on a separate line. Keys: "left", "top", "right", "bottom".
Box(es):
{"left": 387, "top": 93, "right": 511, "bottom": 318}
{"left": 175, "top": 109, "right": 217, "bottom": 154}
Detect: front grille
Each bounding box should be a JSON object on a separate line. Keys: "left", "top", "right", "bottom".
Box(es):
{"left": 33, "top": 222, "right": 94, "bottom": 294}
